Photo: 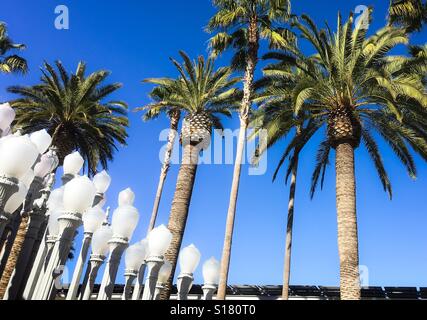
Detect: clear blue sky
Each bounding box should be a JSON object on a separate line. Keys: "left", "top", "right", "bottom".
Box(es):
{"left": 0, "top": 0, "right": 426, "bottom": 288}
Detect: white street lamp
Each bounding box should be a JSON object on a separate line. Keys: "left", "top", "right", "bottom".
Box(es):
{"left": 142, "top": 224, "right": 172, "bottom": 300}
{"left": 34, "top": 153, "right": 57, "bottom": 179}
{"left": 154, "top": 260, "right": 172, "bottom": 300}
{"left": 177, "top": 244, "right": 201, "bottom": 300}
{"left": 202, "top": 257, "right": 220, "bottom": 300}
{"left": 30, "top": 129, "right": 52, "bottom": 155}
{"left": 62, "top": 151, "right": 84, "bottom": 185}
{"left": 92, "top": 170, "right": 111, "bottom": 206}
{"left": 35, "top": 175, "right": 96, "bottom": 300}
{"left": 82, "top": 225, "right": 113, "bottom": 300}
{"left": 66, "top": 205, "right": 105, "bottom": 300}
{"left": 122, "top": 240, "right": 148, "bottom": 300}
{"left": 98, "top": 189, "right": 139, "bottom": 300}
{"left": 4, "top": 182, "right": 27, "bottom": 216}
{"left": 0, "top": 103, "right": 15, "bottom": 135}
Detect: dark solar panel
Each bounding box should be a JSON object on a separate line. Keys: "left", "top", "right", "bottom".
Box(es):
{"left": 319, "top": 286, "right": 340, "bottom": 298}
{"left": 290, "top": 285, "right": 321, "bottom": 297}
{"left": 384, "top": 287, "right": 419, "bottom": 299}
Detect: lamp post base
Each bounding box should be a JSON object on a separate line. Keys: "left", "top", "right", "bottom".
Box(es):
{"left": 142, "top": 256, "right": 164, "bottom": 300}
{"left": 177, "top": 273, "right": 194, "bottom": 300}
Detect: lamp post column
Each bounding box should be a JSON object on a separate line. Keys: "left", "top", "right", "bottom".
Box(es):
{"left": 131, "top": 263, "right": 146, "bottom": 300}
{"left": 97, "top": 237, "right": 128, "bottom": 300}
{"left": 35, "top": 212, "right": 82, "bottom": 300}
{"left": 202, "top": 284, "right": 217, "bottom": 300}
{"left": 177, "top": 273, "right": 194, "bottom": 300}
{"left": 81, "top": 254, "right": 105, "bottom": 300}
{"left": 142, "top": 256, "right": 163, "bottom": 300}
{"left": 122, "top": 269, "right": 137, "bottom": 300}
{"left": 65, "top": 232, "right": 92, "bottom": 300}
{"left": 154, "top": 283, "right": 165, "bottom": 300}
{"left": 0, "top": 176, "right": 19, "bottom": 236}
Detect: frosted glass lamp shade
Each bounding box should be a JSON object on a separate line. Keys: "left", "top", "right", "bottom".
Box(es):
{"left": 0, "top": 135, "right": 39, "bottom": 179}
{"left": 4, "top": 182, "right": 28, "bottom": 214}
{"left": 93, "top": 170, "right": 111, "bottom": 194}
{"left": 92, "top": 225, "right": 113, "bottom": 256}
{"left": 34, "top": 153, "right": 56, "bottom": 178}
{"left": 118, "top": 188, "right": 135, "bottom": 206}
{"left": 147, "top": 225, "right": 172, "bottom": 257}
{"left": 111, "top": 205, "right": 139, "bottom": 239}
{"left": 63, "top": 176, "right": 96, "bottom": 213}
{"left": 63, "top": 152, "right": 84, "bottom": 175}
{"left": 179, "top": 244, "right": 201, "bottom": 274}
{"left": 47, "top": 210, "right": 62, "bottom": 237}
{"left": 202, "top": 257, "right": 220, "bottom": 285}
{"left": 47, "top": 187, "right": 64, "bottom": 211}
{"left": 30, "top": 129, "right": 52, "bottom": 154}
{"left": 158, "top": 260, "right": 172, "bottom": 284}
{"left": 0, "top": 103, "right": 15, "bottom": 131}
{"left": 125, "top": 241, "right": 148, "bottom": 271}
{"left": 83, "top": 206, "right": 105, "bottom": 233}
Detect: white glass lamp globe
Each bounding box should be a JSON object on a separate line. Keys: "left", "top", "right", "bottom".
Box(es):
{"left": 0, "top": 103, "right": 15, "bottom": 131}
{"left": 21, "top": 169, "right": 35, "bottom": 189}
{"left": 158, "top": 260, "right": 173, "bottom": 284}
{"left": 140, "top": 238, "right": 149, "bottom": 259}
{"left": 91, "top": 225, "right": 113, "bottom": 256}
{"left": 125, "top": 242, "right": 148, "bottom": 271}
{"left": 63, "top": 151, "right": 84, "bottom": 175}
{"left": 63, "top": 176, "right": 96, "bottom": 213}
{"left": 0, "top": 135, "right": 39, "bottom": 179}
{"left": 34, "top": 153, "right": 56, "bottom": 178}
{"left": 82, "top": 206, "right": 105, "bottom": 234}
{"left": 147, "top": 225, "right": 172, "bottom": 257}
{"left": 111, "top": 205, "right": 139, "bottom": 239}
{"left": 93, "top": 170, "right": 111, "bottom": 194}
{"left": 4, "top": 182, "right": 28, "bottom": 214}
{"left": 30, "top": 129, "right": 52, "bottom": 155}
{"left": 118, "top": 188, "right": 135, "bottom": 206}
{"left": 47, "top": 187, "right": 64, "bottom": 211}
{"left": 179, "top": 244, "right": 201, "bottom": 275}
{"left": 47, "top": 210, "right": 62, "bottom": 237}
{"left": 202, "top": 257, "right": 220, "bottom": 285}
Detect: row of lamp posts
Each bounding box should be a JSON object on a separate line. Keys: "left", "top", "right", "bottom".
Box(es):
{"left": 0, "top": 102, "right": 221, "bottom": 300}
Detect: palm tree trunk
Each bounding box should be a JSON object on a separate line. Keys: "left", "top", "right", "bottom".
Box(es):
{"left": 0, "top": 215, "right": 28, "bottom": 299}
{"left": 335, "top": 142, "right": 360, "bottom": 300}
{"left": 160, "top": 143, "right": 199, "bottom": 300}
{"left": 216, "top": 16, "right": 258, "bottom": 300}
{"left": 148, "top": 111, "right": 180, "bottom": 233}
{"left": 281, "top": 154, "right": 299, "bottom": 300}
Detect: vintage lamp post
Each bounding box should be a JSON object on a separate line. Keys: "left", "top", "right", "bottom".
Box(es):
{"left": 154, "top": 260, "right": 172, "bottom": 300}
{"left": 62, "top": 152, "right": 84, "bottom": 185}
{"left": 141, "top": 224, "right": 172, "bottom": 300}
{"left": 122, "top": 239, "right": 148, "bottom": 300}
{"left": 97, "top": 188, "right": 139, "bottom": 300}
{"left": 177, "top": 244, "right": 201, "bottom": 300}
{"left": 202, "top": 257, "right": 220, "bottom": 300}
{"left": 92, "top": 171, "right": 111, "bottom": 206}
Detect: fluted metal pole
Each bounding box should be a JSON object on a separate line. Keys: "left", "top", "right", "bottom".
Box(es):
{"left": 97, "top": 237, "right": 128, "bottom": 300}
{"left": 177, "top": 273, "right": 194, "bottom": 300}
{"left": 202, "top": 284, "right": 217, "bottom": 300}
{"left": 141, "top": 256, "right": 163, "bottom": 300}
{"left": 34, "top": 212, "right": 82, "bottom": 300}
{"left": 82, "top": 254, "right": 105, "bottom": 300}
{"left": 65, "top": 232, "right": 92, "bottom": 300}
{"left": 131, "top": 263, "right": 146, "bottom": 300}
{"left": 122, "top": 269, "right": 137, "bottom": 300}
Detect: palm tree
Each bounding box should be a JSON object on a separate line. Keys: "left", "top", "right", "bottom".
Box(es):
{"left": 206, "top": 0, "right": 293, "bottom": 299}
{"left": 0, "top": 22, "right": 27, "bottom": 74}
{"left": 152, "top": 51, "right": 239, "bottom": 299}
{"left": 272, "top": 10, "right": 427, "bottom": 299}
{"left": 136, "top": 83, "right": 181, "bottom": 234}
{"left": 9, "top": 60, "right": 128, "bottom": 176}
{"left": 250, "top": 63, "right": 313, "bottom": 299}
{"left": 388, "top": 0, "right": 427, "bottom": 32}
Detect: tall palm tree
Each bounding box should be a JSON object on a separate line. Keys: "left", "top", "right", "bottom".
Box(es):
{"left": 136, "top": 84, "right": 181, "bottom": 234}
{"left": 153, "top": 51, "right": 239, "bottom": 299}
{"left": 206, "top": 0, "right": 293, "bottom": 299}
{"left": 250, "top": 63, "right": 313, "bottom": 299}
{"left": 9, "top": 60, "right": 128, "bottom": 176}
{"left": 0, "top": 22, "right": 27, "bottom": 74}
{"left": 273, "top": 11, "right": 427, "bottom": 299}
{"left": 388, "top": 0, "right": 427, "bottom": 32}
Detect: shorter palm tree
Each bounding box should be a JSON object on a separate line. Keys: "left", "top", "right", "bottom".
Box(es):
{"left": 0, "top": 22, "right": 27, "bottom": 74}
{"left": 152, "top": 51, "right": 239, "bottom": 299}
{"left": 9, "top": 61, "right": 129, "bottom": 175}
{"left": 388, "top": 0, "right": 427, "bottom": 32}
